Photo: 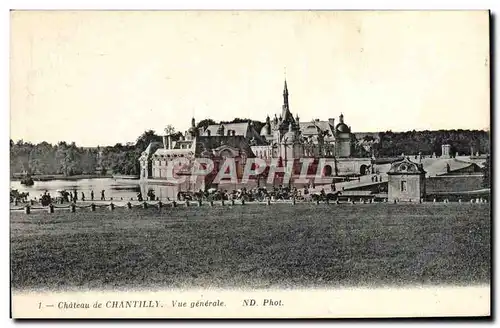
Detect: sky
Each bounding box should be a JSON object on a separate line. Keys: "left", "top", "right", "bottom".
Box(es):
{"left": 10, "top": 10, "right": 490, "bottom": 147}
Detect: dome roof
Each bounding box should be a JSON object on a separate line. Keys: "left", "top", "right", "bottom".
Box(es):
{"left": 388, "top": 157, "right": 426, "bottom": 175}
{"left": 336, "top": 122, "right": 350, "bottom": 133}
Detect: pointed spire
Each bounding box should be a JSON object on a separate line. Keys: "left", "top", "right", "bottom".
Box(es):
{"left": 282, "top": 75, "right": 290, "bottom": 118}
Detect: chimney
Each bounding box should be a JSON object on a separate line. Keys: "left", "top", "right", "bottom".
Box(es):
{"left": 167, "top": 135, "right": 172, "bottom": 150}
{"left": 328, "top": 118, "right": 335, "bottom": 127}
{"left": 162, "top": 135, "right": 167, "bottom": 150}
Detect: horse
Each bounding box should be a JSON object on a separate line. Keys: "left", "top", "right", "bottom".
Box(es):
{"left": 10, "top": 189, "right": 29, "bottom": 203}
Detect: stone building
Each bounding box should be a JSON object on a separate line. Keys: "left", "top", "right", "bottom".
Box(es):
{"left": 254, "top": 80, "right": 354, "bottom": 162}
{"left": 139, "top": 118, "right": 255, "bottom": 190}
{"left": 387, "top": 157, "right": 426, "bottom": 202}
{"left": 139, "top": 78, "right": 369, "bottom": 188}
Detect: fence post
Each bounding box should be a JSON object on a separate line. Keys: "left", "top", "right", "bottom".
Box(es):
{"left": 127, "top": 202, "right": 132, "bottom": 209}
{"left": 210, "top": 200, "right": 214, "bottom": 207}
{"left": 172, "top": 200, "right": 177, "bottom": 208}
{"left": 109, "top": 203, "right": 115, "bottom": 211}
{"left": 70, "top": 203, "right": 76, "bottom": 213}
{"left": 48, "top": 204, "right": 54, "bottom": 213}
{"left": 90, "top": 203, "right": 96, "bottom": 211}
{"left": 24, "top": 205, "right": 30, "bottom": 214}
{"left": 158, "top": 201, "right": 163, "bottom": 209}
{"left": 143, "top": 202, "right": 148, "bottom": 209}
{"left": 186, "top": 200, "right": 190, "bottom": 207}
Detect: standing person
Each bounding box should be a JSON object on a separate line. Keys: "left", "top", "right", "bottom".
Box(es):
{"left": 101, "top": 190, "right": 105, "bottom": 201}
{"left": 81, "top": 192, "right": 85, "bottom": 201}
{"left": 90, "top": 190, "right": 94, "bottom": 201}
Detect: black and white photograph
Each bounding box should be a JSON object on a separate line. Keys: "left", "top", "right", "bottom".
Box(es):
{"left": 9, "top": 10, "right": 491, "bottom": 318}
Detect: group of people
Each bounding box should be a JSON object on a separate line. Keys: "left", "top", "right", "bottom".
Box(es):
{"left": 48, "top": 189, "right": 108, "bottom": 204}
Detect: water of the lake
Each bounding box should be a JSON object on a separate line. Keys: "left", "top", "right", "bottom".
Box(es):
{"left": 10, "top": 177, "right": 267, "bottom": 201}
{"left": 9, "top": 178, "right": 202, "bottom": 201}
{"left": 10, "top": 178, "right": 144, "bottom": 201}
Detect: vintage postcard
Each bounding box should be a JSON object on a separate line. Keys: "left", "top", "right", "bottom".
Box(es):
{"left": 10, "top": 10, "right": 491, "bottom": 318}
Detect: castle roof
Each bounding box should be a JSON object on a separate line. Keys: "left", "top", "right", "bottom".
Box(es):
{"left": 153, "top": 135, "right": 256, "bottom": 158}
{"left": 420, "top": 158, "right": 481, "bottom": 176}
{"left": 299, "top": 121, "right": 335, "bottom": 136}
{"left": 204, "top": 122, "right": 250, "bottom": 137}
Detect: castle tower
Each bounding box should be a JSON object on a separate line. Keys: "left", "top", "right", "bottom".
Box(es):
{"left": 334, "top": 113, "right": 352, "bottom": 157}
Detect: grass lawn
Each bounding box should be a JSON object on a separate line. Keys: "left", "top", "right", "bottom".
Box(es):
{"left": 10, "top": 203, "right": 490, "bottom": 291}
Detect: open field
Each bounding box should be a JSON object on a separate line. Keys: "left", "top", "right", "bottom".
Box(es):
{"left": 10, "top": 203, "right": 490, "bottom": 291}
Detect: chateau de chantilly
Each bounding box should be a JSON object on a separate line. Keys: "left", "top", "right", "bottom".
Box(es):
{"left": 139, "top": 79, "right": 363, "bottom": 182}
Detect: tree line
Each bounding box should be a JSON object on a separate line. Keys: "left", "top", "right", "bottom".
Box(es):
{"left": 10, "top": 129, "right": 168, "bottom": 177}
{"left": 370, "top": 129, "right": 490, "bottom": 157}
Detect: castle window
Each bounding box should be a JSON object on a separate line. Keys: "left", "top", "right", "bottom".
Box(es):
{"left": 401, "top": 181, "right": 407, "bottom": 192}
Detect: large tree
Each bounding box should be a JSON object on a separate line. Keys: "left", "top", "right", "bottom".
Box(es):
{"left": 196, "top": 119, "right": 216, "bottom": 131}
{"left": 135, "top": 130, "right": 163, "bottom": 151}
